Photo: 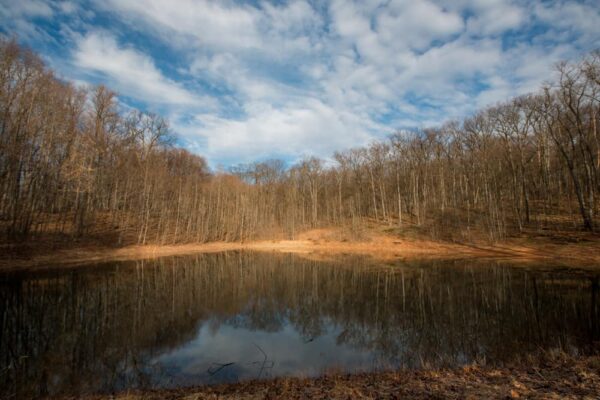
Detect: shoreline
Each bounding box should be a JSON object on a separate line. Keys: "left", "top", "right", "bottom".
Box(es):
{"left": 77, "top": 353, "right": 600, "bottom": 399}
{"left": 1, "top": 229, "right": 599, "bottom": 271}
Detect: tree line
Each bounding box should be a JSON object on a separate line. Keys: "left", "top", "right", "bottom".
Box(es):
{"left": 0, "top": 38, "right": 598, "bottom": 245}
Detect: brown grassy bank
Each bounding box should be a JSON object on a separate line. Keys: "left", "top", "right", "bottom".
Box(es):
{"left": 74, "top": 353, "right": 600, "bottom": 400}
{"left": 1, "top": 226, "right": 599, "bottom": 271}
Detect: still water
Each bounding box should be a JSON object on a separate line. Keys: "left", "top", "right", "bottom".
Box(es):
{"left": 1, "top": 252, "right": 598, "bottom": 397}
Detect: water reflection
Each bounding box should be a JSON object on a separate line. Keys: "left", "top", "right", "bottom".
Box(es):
{"left": 0, "top": 252, "right": 598, "bottom": 397}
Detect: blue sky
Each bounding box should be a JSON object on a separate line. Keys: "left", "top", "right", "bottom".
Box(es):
{"left": 1, "top": 0, "right": 599, "bottom": 168}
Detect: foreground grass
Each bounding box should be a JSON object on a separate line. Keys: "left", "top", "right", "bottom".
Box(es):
{"left": 75, "top": 353, "right": 600, "bottom": 400}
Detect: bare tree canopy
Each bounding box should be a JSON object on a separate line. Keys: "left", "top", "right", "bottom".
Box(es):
{"left": 0, "top": 39, "right": 598, "bottom": 245}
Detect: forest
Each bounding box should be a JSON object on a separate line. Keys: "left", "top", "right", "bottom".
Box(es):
{"left": 0, "top": 38, "right": 599, "bottom": 246}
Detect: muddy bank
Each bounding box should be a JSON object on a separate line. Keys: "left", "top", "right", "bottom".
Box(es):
{"left": 1, "top": 228, "right": 600, "bottom": 271}
{"left": 74, "top": 353, "right": 600, "bottom": 400}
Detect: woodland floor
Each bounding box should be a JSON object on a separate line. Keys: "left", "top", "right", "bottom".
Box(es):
{"left": 1, "top": 225, "right": 599, "bottom": 271}
{"left": 71, "top": 352, "right": 600, "bottom": 400}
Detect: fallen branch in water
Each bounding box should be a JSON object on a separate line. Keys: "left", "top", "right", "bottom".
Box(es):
{"left": 207, "top": 362, "right": 235, "bottom": 376}
{"left": 252, "top": 343, "right": 273, "bottom": 379}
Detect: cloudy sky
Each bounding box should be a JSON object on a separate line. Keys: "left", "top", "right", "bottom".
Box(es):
{"left": 1, "top": 0, "right": 599, "bottom": 167}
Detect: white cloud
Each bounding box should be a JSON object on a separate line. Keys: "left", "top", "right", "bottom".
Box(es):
{"left": 377, "top": 0, "right": 464, "bottom": 50}
{"left": 179, "top": 99, "right": 383, "bottom": 166}
{"left": 0, "top": 0, "right": 53, "bottom": 18}
{"left": 4, "top": 0, "right": 599, "bottom": 167}
{"left": 94, "top": 0, "right": 322, "bottom": 57}
{"left": 466, "top": 1, "right": 525, "bottom": 35}
{"left": 533, "top": 1, "right": 600, "bottom": 44}
{"left": 0, "top": 0, "right": 54, "bottom": 40}
{"left": 73, "top": 31, "right": 214, "bottom": 108}
{"left": 57, "top": 1, "right": 78, "bottom": 15}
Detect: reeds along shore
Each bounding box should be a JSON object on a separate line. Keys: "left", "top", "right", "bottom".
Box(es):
{"left": 1, "top": 39, "right": 599, "bottom": 247}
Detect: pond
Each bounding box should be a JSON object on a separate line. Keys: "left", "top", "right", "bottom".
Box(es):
{"left": 1, "top": 252, "right": 598, "bottom": 397}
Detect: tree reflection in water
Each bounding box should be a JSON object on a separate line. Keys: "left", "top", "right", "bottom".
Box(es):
{"left": 0, "top": 252, "right": 598, "bottom": 397}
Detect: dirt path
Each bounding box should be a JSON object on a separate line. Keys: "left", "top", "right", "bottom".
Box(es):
{"left": 1, "top": 229, "right": 599, "bottom": 271}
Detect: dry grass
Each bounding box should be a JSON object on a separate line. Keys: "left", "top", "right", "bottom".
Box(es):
{"left": 1, "top": 225, "right": 599, "bottom": 271}
{"left": 74, "top": 353, "right": 600, "bottom": 400}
